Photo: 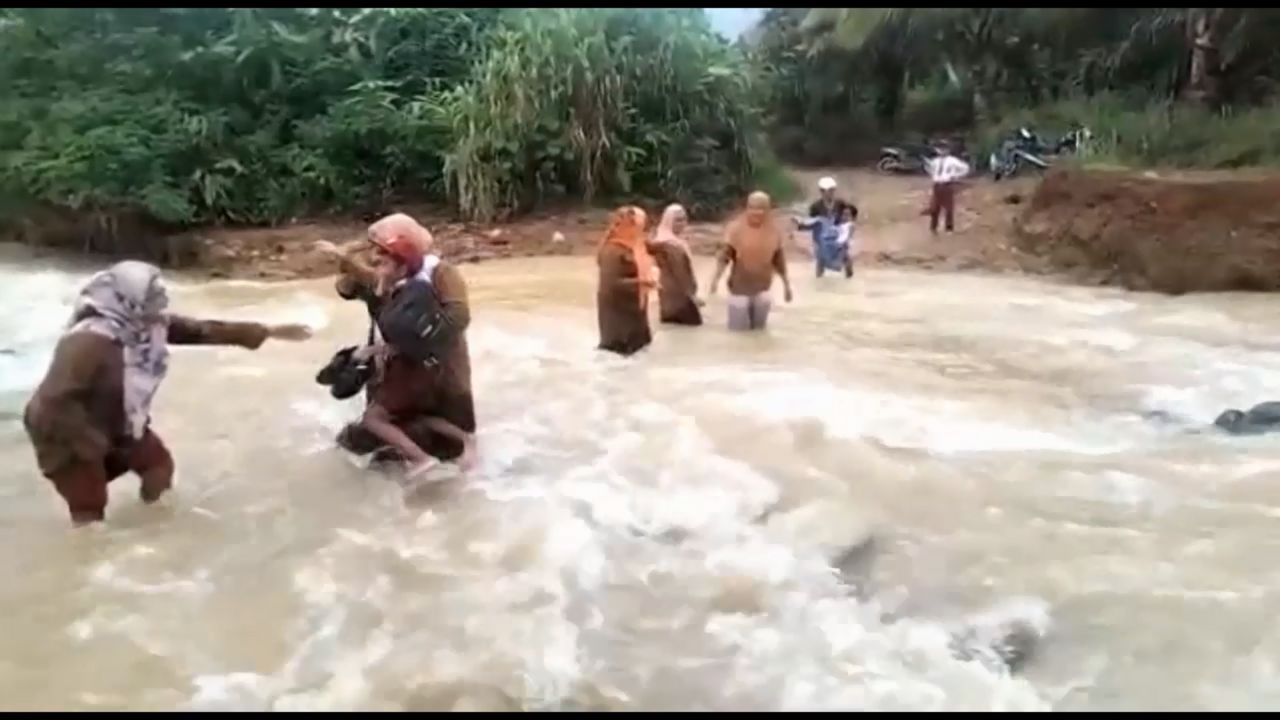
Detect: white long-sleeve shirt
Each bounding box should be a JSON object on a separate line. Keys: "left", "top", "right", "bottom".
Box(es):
{"left": 928, "top": 155, "right": 970, "bottom": 184}
{"left": 834, "top": 221, "right": 854, "bottom": 249}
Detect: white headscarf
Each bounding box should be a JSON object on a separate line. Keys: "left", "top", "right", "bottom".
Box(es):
{"left": 653, "top": 203, "right": 691, "bottom": 256}
{"left": 68, "top": 261, "right": 171, "bottom": 440}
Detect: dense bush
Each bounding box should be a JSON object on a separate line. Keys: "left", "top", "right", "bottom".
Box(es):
{"left": 753, "top": 8, "right": 1280, "bottom": 167}
{"left": 0, "top": 8, "right": 500, "bottom": 236}
{"left": 0, "top": 7, "right": 764, "bottom": 247}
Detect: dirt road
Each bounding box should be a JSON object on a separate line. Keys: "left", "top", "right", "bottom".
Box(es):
{"left": 176, "top": 167, "right": 1044, "bottom": 281}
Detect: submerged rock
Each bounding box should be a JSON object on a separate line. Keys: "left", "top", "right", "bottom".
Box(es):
{"left": 1214, "top": 401, "right": 1280, "bottom": 435}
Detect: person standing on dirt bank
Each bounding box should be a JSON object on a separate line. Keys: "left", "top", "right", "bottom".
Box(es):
{"left": 23, "top": 261, "right": 313, "bottom": 526}
{"left": 925, "top": 140, "right": 970, "bottom": 234}
{"left": 709, "top": 191, "right": 793, "bottom": 331}
{"left": 647, "top": 203, "right": 703, "bottom": 326}
{"left": 597, "top": 206, "right": 658, "bottom": 355}
{"left": 318, "top": 213, "right": 477, "bottom": 468}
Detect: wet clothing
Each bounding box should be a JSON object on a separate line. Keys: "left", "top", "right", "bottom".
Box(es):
{"left": 727, "top": 292, "right": 772, "bottom": 331}
{"left": 337, "top": 389, "right": 476, "bottom": 463}
{"left": 336, "top": 259, "right": 473, "bottom": 396}
{"left": 719, "top": 217, "right": 788, "bottom": 298}
{"left": 24, "top": 316, "right": 270, "bottom": 521}
{"left": 809, "top": 217, "right": 851, "bottom": 276}
{"left": 334, "top": 259, "right": 476, "bottom": 459}
{"left": 648, "top": 241, "right": 702, "bottom": 326}
{"left": 42, "top": 429, "right": 173, "bottom": 522}
{"left": 596, "top": 242, "right": 653, "bottom": 355}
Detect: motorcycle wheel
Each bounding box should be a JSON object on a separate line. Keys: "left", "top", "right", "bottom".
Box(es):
{"left": 876, "top": 156, "right": 899, "bottom": 174}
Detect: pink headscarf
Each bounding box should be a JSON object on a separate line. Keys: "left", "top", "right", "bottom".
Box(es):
{"left": 652, "top": 203, "right": 690, "bottom": 255}
{"left": 367, "top": 213, "right": 435, "bottom": 256}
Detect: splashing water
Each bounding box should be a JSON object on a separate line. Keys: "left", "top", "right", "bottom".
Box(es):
{"left": 4, "top": 253, "right": 1280, "bottom": 710}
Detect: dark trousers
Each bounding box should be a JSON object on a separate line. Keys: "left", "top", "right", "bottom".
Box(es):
{"left": 929, "top": 181, "right": 957, "bottom": 233}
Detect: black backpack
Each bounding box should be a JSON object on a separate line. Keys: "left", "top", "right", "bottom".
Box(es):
{"left": 375, "top": 278, "right": 457, "bottom": 365}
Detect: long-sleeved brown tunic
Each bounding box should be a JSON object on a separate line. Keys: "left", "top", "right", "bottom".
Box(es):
{"left": 596, "top": 243, "right": 653, "bottom": 356}
{"left": 648, "top": 242, "right": 702, "bottom": 326}
{"left": 23, "top": 316, "right": 271, "bottom": 478}
{"left": 335, "top": 259, "right": 472, "bottom": 397}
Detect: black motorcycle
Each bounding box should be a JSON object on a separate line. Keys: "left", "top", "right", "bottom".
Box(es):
{"left": 878, "top": 142, "right": 971, "bottom": 175}
{"left": 989, "top": 125, "right": 1091, "bottom": 181}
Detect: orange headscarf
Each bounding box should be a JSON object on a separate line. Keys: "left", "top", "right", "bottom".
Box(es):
{"left": 602, "top": 205, "right": 656, "bottom": 309}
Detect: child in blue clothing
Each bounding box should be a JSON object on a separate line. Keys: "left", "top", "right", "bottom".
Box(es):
{"left": 799, "top": 206, "right": 855, "bottom": 278}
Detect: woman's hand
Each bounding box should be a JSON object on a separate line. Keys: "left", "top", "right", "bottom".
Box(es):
{"left": 268, "top": 323, "right": 313, "bottom": 342}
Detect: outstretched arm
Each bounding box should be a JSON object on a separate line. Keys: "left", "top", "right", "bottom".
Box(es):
{"left": 708, "top": 242, "right": 732, "bottom": 295}
{"left": 773, "top": 247, "right": 793, "bottom": 303}
{"left": 316, "top": 241, "right": 378, "bottom": 301}
{"left": 166, "top": 315, "right": 311, "bottom": 348}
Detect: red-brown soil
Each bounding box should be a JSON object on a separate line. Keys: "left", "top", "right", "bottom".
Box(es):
{"left": 1013, "top": 167, "right": 1280, "bottom": 293}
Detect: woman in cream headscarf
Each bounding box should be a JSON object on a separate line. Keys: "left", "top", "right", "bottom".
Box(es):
{"left": 596, "top": 205, "right": 657, "bottom": 356}
{"left": 708, "top": 191, "right": 793, "bottom": 331}
{"left": 647, "top": 203, "right": 702, "bottom": 326}
{"left": 23, "top": 261, "right": 311, "bottom": 525}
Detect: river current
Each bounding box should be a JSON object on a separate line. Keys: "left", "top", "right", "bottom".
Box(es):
{"left": 3, "top": 248, "right": 1280, "bottom": 711}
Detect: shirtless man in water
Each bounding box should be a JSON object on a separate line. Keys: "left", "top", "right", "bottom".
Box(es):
{"left": 708, "top": 191, "right": 794, "bottom": 331}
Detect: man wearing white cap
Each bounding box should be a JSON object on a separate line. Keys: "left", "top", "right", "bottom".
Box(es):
{"left": 797, "top": 176, "right": 858, "bottom": 278}
{"left": 809, "top": 176, "right": 854, "bottom": 221}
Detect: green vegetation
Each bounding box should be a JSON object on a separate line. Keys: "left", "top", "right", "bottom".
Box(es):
{"left": 753, "top": 8, "right": 1280, "bottom": 167}
{"left": 441, "top": 9, "right": 761, "bottom": 221}
{"left": 2, "top": 7, "right": 1279, "bottom": 254}
{"left": 0, "top": 8, "right": 766, "bottom": 249}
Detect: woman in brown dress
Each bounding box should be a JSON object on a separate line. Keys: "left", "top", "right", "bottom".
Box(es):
{"left": 648, "top": 203, "right": 702, "bottom": 326}
{"left": 315, "top": 213, "right": 477, "bottom": 471}
{"left": 596, "top": 205, "right": 657, "bottom": 356}
{"left": 23, "top": 261, "right": 312, "bottom": 526}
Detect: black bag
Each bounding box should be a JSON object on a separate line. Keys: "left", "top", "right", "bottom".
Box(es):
{"left": 375, "top": 278, "right": 457, "bottom": 365}
{"left": 315, "top": 346, "right": 374, "bottom": 400}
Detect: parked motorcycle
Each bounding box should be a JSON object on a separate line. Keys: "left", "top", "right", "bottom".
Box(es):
{"left": 988, "top": 132, "right": 1048, "bottom": 181}
{"left": 876, "top": 142, "right": 938, "bottom": 174}
{"left": 988, "top": 125, "right": 1089, "bottom": 181}
{"left": 877, "top": 141, "right": 972, "bottom": 175}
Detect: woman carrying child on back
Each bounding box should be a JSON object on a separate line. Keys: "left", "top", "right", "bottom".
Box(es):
{"left": 317, "top": 214, "right": 477, "bottom": 475}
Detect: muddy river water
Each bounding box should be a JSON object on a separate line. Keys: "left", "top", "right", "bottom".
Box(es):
{"left": 3, "top": 251, "right": 1280, "bottom": 711}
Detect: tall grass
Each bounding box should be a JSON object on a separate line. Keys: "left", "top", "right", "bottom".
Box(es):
{"left": 442, "top": 9, "right": 760, "bottom": 222}
{"left": 975, "top": 94, "right": 1280, "bottom": 169}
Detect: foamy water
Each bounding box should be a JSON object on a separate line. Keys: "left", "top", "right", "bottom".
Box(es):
{"left": 2, "top": 251, "right": 1280, "bottom": 710}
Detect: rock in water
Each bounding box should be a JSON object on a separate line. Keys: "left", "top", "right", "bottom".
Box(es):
{"left": 1215, "top": 401, "right": 1280, "bottom": 435}
{"left": 947, "top": 597, "right": 1051, "bottom": 674}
